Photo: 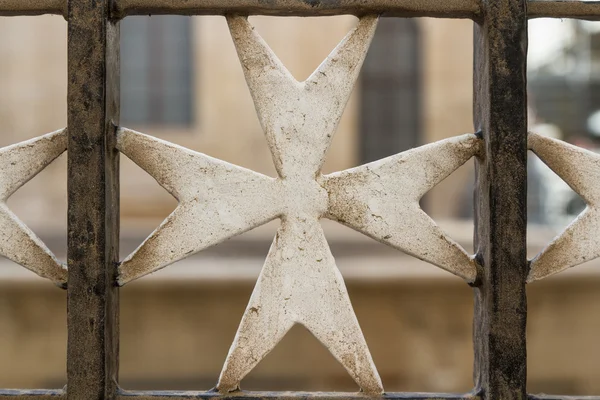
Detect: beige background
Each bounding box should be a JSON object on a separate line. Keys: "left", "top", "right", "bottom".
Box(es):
{"left": 0, "top": 14, "right": 596, "bottom": 396}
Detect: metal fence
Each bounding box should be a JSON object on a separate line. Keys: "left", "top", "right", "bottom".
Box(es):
{"left": 0, "top": 0, "right": 598, "bottom": 399}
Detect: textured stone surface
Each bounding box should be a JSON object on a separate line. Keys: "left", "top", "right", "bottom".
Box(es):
{"left": 1, "top": 274, "right": 600, "bottom": 395}
{"left": 528, "top": 132, "right": 600, "bottom": 282}
{"left": 324, "top": 134, "right": 481, "bottom": 282}
{"left": 0, "top": 129, "right": 66, "bottom": 286}
{"left": 117, "top": 15, "right": 480, "bottom": 395}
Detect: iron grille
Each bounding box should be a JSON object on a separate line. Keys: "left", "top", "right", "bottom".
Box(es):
{"left": 0, "top": 0, "right": 597, "bottom": 399}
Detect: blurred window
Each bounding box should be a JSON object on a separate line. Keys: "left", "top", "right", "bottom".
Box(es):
{"left": 120, "top": 16, "right": 194, "bottom": 127}
{"left": 359, "top": 18, "right": 421, "bottom": 164}
{"left": 528, "top": 19, "right": 598, "bottom": 227}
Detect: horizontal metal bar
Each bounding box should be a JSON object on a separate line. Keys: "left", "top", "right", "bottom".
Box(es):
{"left": 10, "top": 0, "right": 598, "bottom": 20}
{"left": 119, "top": 391, "right": 478, "bottom": 400}
{"left": 528, "top": 0, "right": 600, "bottom": 20}
{"left": 1, "top": 391, "right": 596, "bottom": 400}
{"left": 529, "top": 395, "right": 600, "bottom": 400}
{"left": 111, "top": 0, "right": 481, "bottom": 20}
{"left": 0, "top": 389, "right": 64, "bottom": 399}
{"left": 0, "top": 0, "right": 65, "bottom": 16}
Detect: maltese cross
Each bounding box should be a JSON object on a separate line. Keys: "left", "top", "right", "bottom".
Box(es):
{"left": 528, "top": 132, "right": 600, "bottom": 282}
{"left": 117, "top": 16, "right": 479, "bottom": 394}
{"left": 0, "top": 130, "right": 67, "bottom": 286}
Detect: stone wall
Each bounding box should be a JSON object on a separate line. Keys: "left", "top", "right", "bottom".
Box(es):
{"left": 0, "top": 270, "right": 598, "bottom": 395}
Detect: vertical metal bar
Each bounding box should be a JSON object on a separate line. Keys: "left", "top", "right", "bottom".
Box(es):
{"left": 472, "top": 0, "right": 528, "bottom": 398}
{"left": 67, "top": 0, "right": 120, "bottom": 398}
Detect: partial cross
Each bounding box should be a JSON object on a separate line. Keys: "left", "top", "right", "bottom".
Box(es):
{"left": 528, "top": 132, "right": 600, "bottom": 282}
{"left": 0, "top": 130, "right": 67, "bottom": 286}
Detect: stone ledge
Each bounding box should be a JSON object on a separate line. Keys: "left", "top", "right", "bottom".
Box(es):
{"left": 3, "top": 219, "right": 593, "bottom": 284}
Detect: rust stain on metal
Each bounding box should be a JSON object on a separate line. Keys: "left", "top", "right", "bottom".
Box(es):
{"left": 111, "top": 0, "right": 481, "bottom": 19}
{"left": 528, "top": 131, "right": 600, "bottom": 282}
{"left": 0, "top": 129, "right": 67, "bottom": 287}
{"left": 528, "top": 0, "right": 600, "bottom": 21}
{"left": 66, "top": 1, "right": 120, "bottom": 398}
{"left": 472, "top": 0, "right": 528, "bottom": 396}
{"left": 0, "top": 0, "right": 66, "bottom": 16}
{"left": 0, "top": 389, "right": 64, "bottom": 399}
{"left": 116, "top": 390, "right": 481, "bottom": 400}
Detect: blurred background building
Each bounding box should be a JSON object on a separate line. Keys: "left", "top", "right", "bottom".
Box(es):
{"left": 0, "top": 14, "right": 598, "bottom": 395}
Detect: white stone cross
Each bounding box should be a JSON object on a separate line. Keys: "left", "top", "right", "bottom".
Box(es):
{"left": 528, "top": 132, "right": 600, "bottom": 282}
{"left": 0, "top": 129, "right": 67, "bottom": 286}
{"left": 117, "top": 15, "right": 480, "bottom": 394}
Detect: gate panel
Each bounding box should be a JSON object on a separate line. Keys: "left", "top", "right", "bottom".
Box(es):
{"left": 0, "top": 1, "right": 599, "bottom": 400}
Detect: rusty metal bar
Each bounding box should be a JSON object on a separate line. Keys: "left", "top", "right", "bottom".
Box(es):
{"left": 118, "top": 392, "right": 479, "bottom": 400}
{"left": 0, "top": 0, "right": 66, "bottom": 16}
{"left": 111, "top": 0, "right": 481, "bottom": 20}
{"left": 529, "top": 396, "right": 600, "bottom": 400}
{"left": 528, "top": 0, "right": 600, "bottom": 20}
{"left": 66, "top": 0, "right": 120, "bottom": 399}
{"left": 472, "top": 0, "right": 528, "bottom": 398}
{"left": 4, "top": 0, "right": 600, "bottom": 20}
{"left": 0, "top": 390, "right": 64, "bottom": 399}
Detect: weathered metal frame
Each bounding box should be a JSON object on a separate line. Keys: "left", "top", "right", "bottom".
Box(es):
{"left": 0, "top": 0, "right": 598, "bottom": 399}
{"left": 4, "top": 0, "right": 600, "bottom": 19}
{"left": 473, "top": 1, "right": 528, "bottom": 400}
